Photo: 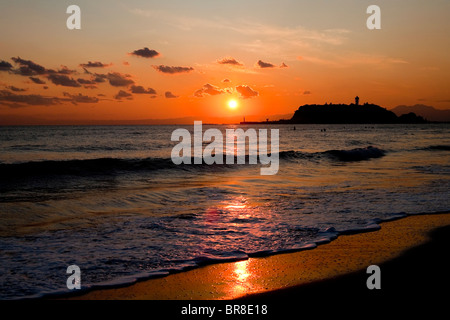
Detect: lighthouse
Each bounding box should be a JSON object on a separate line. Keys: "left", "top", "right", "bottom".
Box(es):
{"left": 355, "top": 96, "right": 360, "bottom": 106}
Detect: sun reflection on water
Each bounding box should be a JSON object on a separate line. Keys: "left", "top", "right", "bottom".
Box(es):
{"left": 234, "top": 260, "right": 250, "bottom": 282}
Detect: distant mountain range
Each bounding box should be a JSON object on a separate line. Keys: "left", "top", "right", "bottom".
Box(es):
{"left": 390, "top": 104, "right": 450, "bottom": 122}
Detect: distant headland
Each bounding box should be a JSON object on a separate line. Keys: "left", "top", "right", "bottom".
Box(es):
{"left": 241, "top": 96, "right": 427, "bottom": 124}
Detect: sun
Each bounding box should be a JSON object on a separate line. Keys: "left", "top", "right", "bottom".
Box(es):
{"left": 228, "top": 99, "right": 238, "bottom": 109}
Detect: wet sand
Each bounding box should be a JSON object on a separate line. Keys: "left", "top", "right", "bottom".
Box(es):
{"left": 67, "top": 213, "right": 450, "bottom": 301}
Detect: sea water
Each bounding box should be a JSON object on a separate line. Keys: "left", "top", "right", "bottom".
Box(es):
{"left": 0, "top": 124, "right": 449, "bottom": 299}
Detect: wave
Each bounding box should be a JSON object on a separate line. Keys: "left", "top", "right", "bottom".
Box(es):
{"left": 420, "top": 145, "right": 450, "bottom": 151}
{"left": 0, "top": 157, "right": 178, "bottom": 179}
{"left": 323, "top": 146, "right": 385, "bottom": 161}
{"left": 14, "top": 210, "right": 449, "bottom": 301}
{"left": 279, "top": 146, "right": 385, "bottom": 162}
{"left": 0, "top": 146, "right": 386, "bottom": 179}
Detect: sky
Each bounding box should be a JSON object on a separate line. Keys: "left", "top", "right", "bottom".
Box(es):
{"left": 0, "top": 0, "right": 449, "bottom": 124}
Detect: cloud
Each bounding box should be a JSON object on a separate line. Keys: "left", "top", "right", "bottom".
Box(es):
{"left": 130, "top": 85, "right": 157, "bottom": 94}
{"left": 63, "top": 92, "right": 99, "bottom": 104}
{"left": 0, "top": 90, "right": 60, "bottom": 106}
{"left": 217, "top": 58, "right": 243, "bottom": 66}
{"left": 297, "top": 53, "right": 409, "bottom": 68}
{"left": 56, "top": 66, "right": 76, "bottom": 74}
{"left": 165, "top": 91, "right": 179, "bottom": 98}
{"left": 303, "top": 90, "right": 311, "bottom": 95}
{"left": 114, "top": 90, "right": 133, "bottom": 100}
{"left": 77, "top": 78, "right": 97, "bottom": 85}
{"left": 11, "top": 57, "right": 47, "bottom": 75}
{"left": 0, "top": 60, "right": 13, "bottom": 71}
{"left": 6, "top": 86, "right": 27, "bottom": 92}
{"left": 83, "top": 85, "right": 98, "bottom": 90}
{"left": 11, "top": 58, "right": 77, "bottom": 78}
{"left": 47, "top": 74, "right": 81, "bottom": 87}
{"left": 130, "top": 47, "right": 160, "bottom": 58}
{"left": 15, "top": 66, "right": 35, "bottom": 76}
{"left": 222, "top": 79, "right": 231, "bottom": 83}
{"left": 257, "top": 60, "right": 276, "bottom": 68}
{"left": 0, "top": 90, "right": 99, "bottom": 107}
{"left": 92, "top": 73, "right": 108, "bottom": 83}
{"left": 79, "top": 61, "right": 111, "bottom": 68}
{"left": 280, "top": 62, "right": 288, "bottom": 68}
{"left": 106, "top": 72, "right": 134, "bottom": 87}
{"left": 153, "top": 65, "right": 194, "bottom": 74}
{"left": 194, "top": 83, "right": 227, "bottom": 97}
{"left": 236, "top": 85, "right": 259, "bottom": 99}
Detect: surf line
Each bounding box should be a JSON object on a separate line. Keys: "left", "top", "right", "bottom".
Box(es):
{"left": 171, "top": 121, "right": 279, "bottom": 175}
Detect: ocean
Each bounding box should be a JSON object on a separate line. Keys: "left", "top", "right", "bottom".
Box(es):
{"left": 0, "top": 124, "right": 449, "bottom": 299}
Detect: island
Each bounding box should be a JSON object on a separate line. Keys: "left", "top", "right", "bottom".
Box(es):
{"left": 241, "top": 97, "right": 427, "bottom": 124}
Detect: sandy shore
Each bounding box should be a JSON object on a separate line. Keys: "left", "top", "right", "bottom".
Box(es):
{"left": 67, "top": 213, "right": 450, "bottom": 300}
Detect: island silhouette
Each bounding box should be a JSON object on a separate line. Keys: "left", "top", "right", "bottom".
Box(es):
{"left": 241, "top": 97, "right": 427, "bottom": 124}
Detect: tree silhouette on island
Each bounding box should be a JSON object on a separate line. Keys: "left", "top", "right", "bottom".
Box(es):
{"left": 241, "top": 97, "right": 427, "bottom": 124}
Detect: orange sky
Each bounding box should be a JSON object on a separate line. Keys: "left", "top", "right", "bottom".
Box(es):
{"left": 0, "top": 1, "right": 449, "bottom": 124}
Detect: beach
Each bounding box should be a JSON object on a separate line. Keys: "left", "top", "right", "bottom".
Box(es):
{"left": 66, "top": 212, "right": 450, "bottom": 301}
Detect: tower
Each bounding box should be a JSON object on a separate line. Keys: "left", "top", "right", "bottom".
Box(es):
{"left": 355, "top": 96, "right": 360, "bottom": 106}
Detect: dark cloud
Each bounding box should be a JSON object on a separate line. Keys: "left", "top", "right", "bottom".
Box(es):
{"left": 280, "top": 62, "right": 288, "bottom": 68}
{"left": 11, "top": 58, "right": 76, "bottom": 78}
{"left": 153, "top": 65, "right": 194, "bottom": 74}
{"left": 165, "top": 91, "right": 179, "bottom": 99}
{"left": 83, "top": 85, "right": 98, "bottom": 89}
{"left": 236, "top": 85, "right": 259, "bottom": 99}
{"left": 0, "top": 102, "right": 27, "bottom": 108}
{"left": 217, "top": 58, "right": 243, "bottom": 66}
{"left": 257, "top": 60, "right": 276, "bottom": 68}
{"left": 0, "top": 90, "right": 60, "bottom": 106}
{"left": 92, "top": 73, "right": 107, "bottom": 83}
{"left": 0, "top": 90, "right": 99, "bottom": 107}
{"left": 54, "top": 66, "right": 76, "bottom": 75}
{"left": 16, "top": 66, "right": 37, "bottom": 76}
{"left": 114, "top": 90, "right": 133, "bottom": 100}
{"left": 11, "top": 57, "right": 47, "bottom": 75}
{"left": 47, "top": 74, "right": 81, "bottom": 87}
{"left": 79, "top": 61, "right": 111, "bottom": 68}
{"left": 0, "top": 60, "right": 13, "bottom": 71}
{"left": 63, "top": 92, "right": 99, "bottom": 104}
{"left": 130, "top": 85, "right": 156, "bottom": 94}
{"left": 303, "top": 90, "right": 311, "bottom": 95}
{"left": 130, "top": 47, "right": 160, "bottom": 58}
{"left": 77, "top": 78, "right": 96, "bottom": 85}
{"left": 222, "top": 79, "right": 231, "bottom": 83}
{"left": 107, "top": 72, "right": 134, "bottom": 87}
{"left": 194, "top": 83, "right": 226, "bottom": 97}
{"left": 7, "top": 86, "right": 27, "bottom": 92}
{"left": 29, "top": 77, "right": 46, "bottom": 84}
